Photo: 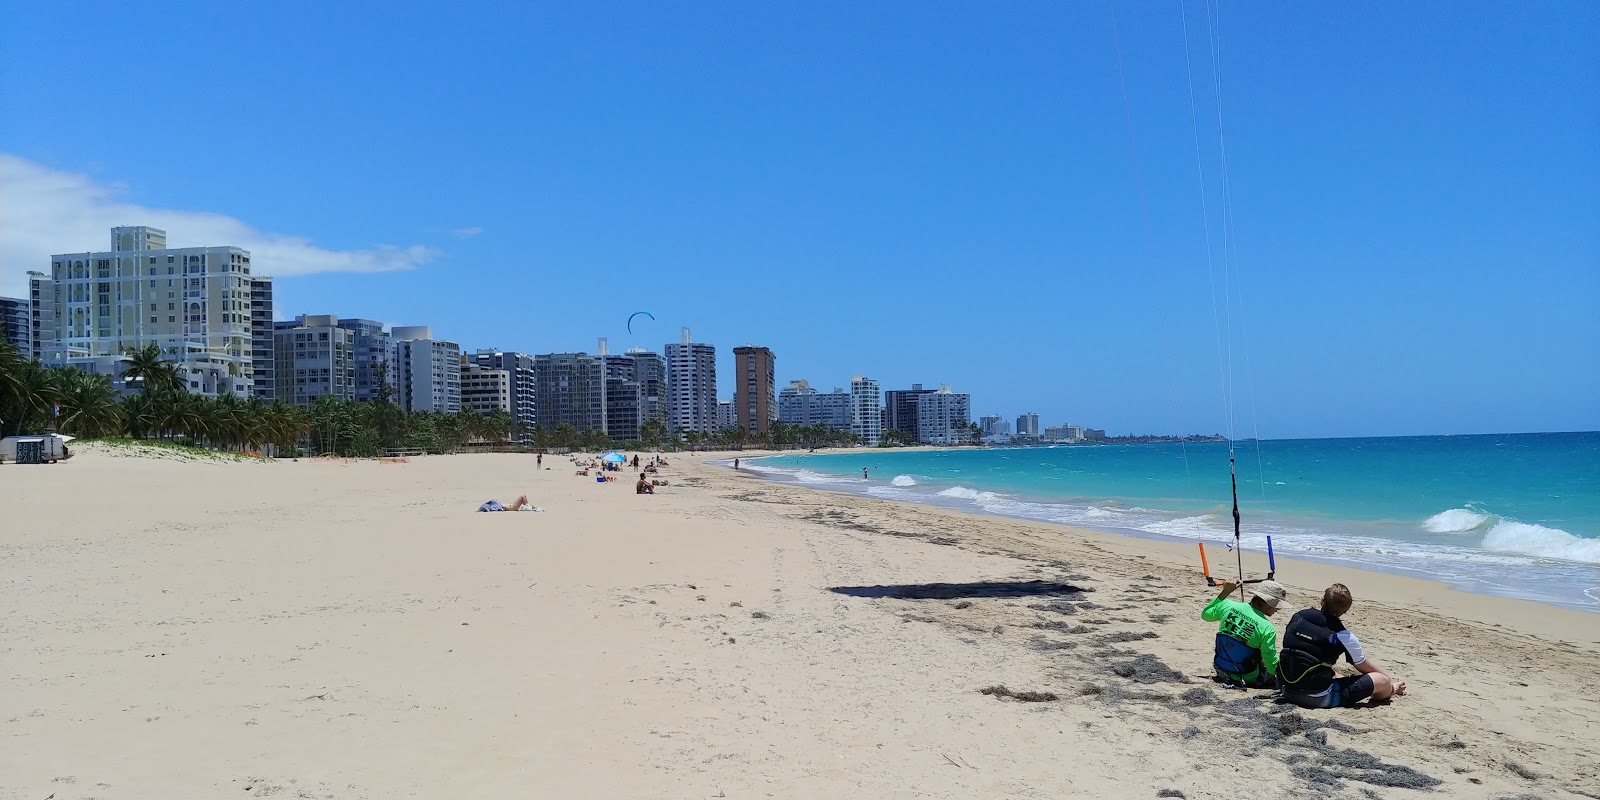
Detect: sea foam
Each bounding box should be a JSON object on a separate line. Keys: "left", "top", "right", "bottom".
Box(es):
{"left": 1422, "top": 508, "right": 1490, "bottom": 534}
{"left": 891, "top": 475, "right": 918, "bottom": 487}
{"left": 936, "top": 486, "right": 1001, "bottom": 502}
{"left": 1480, "top": 521, "right": 1600, "bottom": 564}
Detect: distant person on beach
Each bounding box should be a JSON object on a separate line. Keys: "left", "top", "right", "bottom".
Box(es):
{"left": 636, "top": 473, "right": 654, "bottom": 494}
{"left": 537, "top": 453, "right": 543, "bottom": 469}
{"left": 1202, "top": 579, "right": 1285, "bottom": 688}
{"left": 1276, "top": 583, "right": 1406, "bottom": 708}
{"left": 734, "top": 458, "right": 740, "bottom": 470}
{"left": 632, "top": 455, "right": 640, "bottom": 468}
{"left": 862, "top": 467, "right": 869, "bottom": 480}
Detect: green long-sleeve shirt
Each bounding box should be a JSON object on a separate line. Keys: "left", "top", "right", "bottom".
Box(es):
{"left": 1202, "top": 596, "right": 1279, "bottom": 681}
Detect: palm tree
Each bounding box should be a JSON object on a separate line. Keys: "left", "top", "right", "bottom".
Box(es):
{"left": 56, "top": 367, "right": 123, "bottom": 438}
{"left": 122, "top": 343, "right": 182, "bottom": 396}
{"left": 485, "top": 408, "right": 516, "bottom": 444}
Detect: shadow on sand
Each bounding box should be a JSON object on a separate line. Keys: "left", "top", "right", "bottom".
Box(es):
{"left": 829, "top": 580, "right": 1089, "bottom": 600}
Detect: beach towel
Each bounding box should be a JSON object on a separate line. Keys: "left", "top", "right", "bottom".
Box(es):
{"left": 478, "top": 499, "right": 506, "bottom": 512}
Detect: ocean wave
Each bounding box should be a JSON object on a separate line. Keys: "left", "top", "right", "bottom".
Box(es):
{"left": 1422, "top": 508, "right": 1490, "bottom": 534}
{"left": 1480, "top": 521, "right": 1600, "bottom": 564}
{"left": 891, "top": 475, "right": 918, "bottom": 487}
{"left": 937, "top": 486, "right": 1002, "bottom": 502}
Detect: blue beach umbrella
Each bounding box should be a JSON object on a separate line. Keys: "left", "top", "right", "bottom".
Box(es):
{"left": 601, "top": 451, "right": 627, "bottom": 463}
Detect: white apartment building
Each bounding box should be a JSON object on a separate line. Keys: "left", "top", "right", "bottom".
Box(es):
{"left": 778, "top": 379, "right": 852, "bottom": 429}
{"left": 460, "top": 359, "right": 512, "bottom": 418}
{"left": 273, "top": 316, "right": 357, "bottom": 406}
{"left": 915, "top": 386, "right": 972, "bottom": 445}
{"left": 850, "top": 375, "right": 882, "bottom": 446}
{"left": 36, "top": 226, "right": 259, "bottom": 396}
{"left": 666, "top": 328, "right": 717, "bottom": 435}
{"left": 717, "top": 399, "right": 737, "bottom": 431}
{"left": 1016, "top": 412, "right": 1041, "bottom": 438}
{"left": 392, "top": 325, "right": 461, "bottom": 413}
{"left": 470, "top": 349, "right": 536, "bottom": 440}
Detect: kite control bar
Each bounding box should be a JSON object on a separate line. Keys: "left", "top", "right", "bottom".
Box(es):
{"left": 1198, "top": 536, "right": 1275, "bottom": 587}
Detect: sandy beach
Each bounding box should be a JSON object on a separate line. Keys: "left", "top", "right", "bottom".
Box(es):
{"left": 2, "top": 445, "right": 1596, "bottom": 799}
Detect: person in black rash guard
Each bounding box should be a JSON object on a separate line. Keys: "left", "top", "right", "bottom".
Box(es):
{"left": 1277, "top": 583, "right": 1407, "bottom": 708}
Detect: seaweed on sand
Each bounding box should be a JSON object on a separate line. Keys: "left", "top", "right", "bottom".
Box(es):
{"left": 979, "top": 685, "right": 1059, "bottom": 702}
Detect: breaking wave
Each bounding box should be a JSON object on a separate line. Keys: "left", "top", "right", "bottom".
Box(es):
{"left": 1481, "top": 521, "right": 1600, "bottom": 564}
{"left": 891, "top": 475, "right": 918, "bottom": 487}
{"left": 1422, "top": 508, "right": 1490, "bottom": 534}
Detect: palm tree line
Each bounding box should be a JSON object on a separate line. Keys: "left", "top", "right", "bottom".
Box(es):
{"left": 2, "top": 342, "right": 864, "bottom": 455}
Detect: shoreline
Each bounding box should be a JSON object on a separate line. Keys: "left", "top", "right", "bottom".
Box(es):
{"left": 729, "top": 449, "right": 1600, "bottom": 613}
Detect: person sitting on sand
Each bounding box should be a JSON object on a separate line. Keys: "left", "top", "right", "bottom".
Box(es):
{"left": 1276, "top": 583, "right": 1406, "bottom": 708}
{"left": 478, "top": 495, "right": 531, "bottom": 512}
{"left": 1202, "top": 579, "right": 1286, "bottom": 689}
{"left": 636, "top": 473, "right": 654, "bottom": 494}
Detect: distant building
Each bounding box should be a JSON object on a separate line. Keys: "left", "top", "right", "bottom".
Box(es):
{"left": 36, "top": 226, "right": 256, "bottom": 397}
{"left": 1016, "top": 412, "right": 1041, "bottom": 438}
{"left": 0, "top": 296, "right": 30, "bottom": 355}
{"left": 778, "top": 379, "right": 852, "bottom": 430}
{"left": 391, "top": 326, "right": 461, "bottom": 413}
{"left": 1067, "top": 424, "right": 1084, "bottom": 441}
{"left": 598, "top": 341, "right": 646, "bottom": 441}
{"left": 885, "top": 384, "right": 936, "bottom": 439}
{"left": 1084, "top": 428, "right": 1107, "bottom": 441}
{"left": 717, "top": 399, "right": 737, "bottom": 431}
{"left": 1042, "top": 425, "right": 1068, "bottom": 442}
{"left": 459, "top": 359, "right": 511, "bottom": 422}
{"left": 915, "top": 387, "right": 971, "bottom": 445}
{"left": 248, "top": 278, "right": 274, "bottom": 400}
{"left": 272, "top": 315, "right": 358, "bottom": 406}
{"left": 625, "top": 347, "right": 667, "bottom": 424}
{"left": 533, "top": 352, "right": 603, "bottom": 432}
{"left": 470, "top": 349, "right": 537, "bottom": 440}
{"left": 850, "top": 375, "right": 882, "bottom": 446}
{"left": 733, "top": 345, "right": 777, "bottom": 435}
{"left": 978, "top": 414, "right": 1010, "bottom": 438}
{"left": 333, "top": 318, "right": 393, "bottom": 403}
{"left": 666, "top": 328, "right": 717, "bottom": 435}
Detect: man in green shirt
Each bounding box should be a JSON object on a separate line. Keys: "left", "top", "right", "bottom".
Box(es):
{"left": 1201, "top": 579, "right": 1286, "bottom": 688}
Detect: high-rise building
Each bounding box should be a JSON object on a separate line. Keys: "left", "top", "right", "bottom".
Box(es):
{"left": 625, "top": 347, "right": 667, "bottom": 424}
{"left": 885, "top": 384, "right": 936, "bottom": 438}
{"left": 0, "top": 296, "right": 30, "bottom": 355}
{"left": 469, "top": 349, "right": 536, "bottom": 440}
{"left": 459, "top": 358, "right": 511, "bottom": 421}
{"left": 1016, "top": 412, "right": 1041, "bottom": 438}
{"left": 248, "top": 278, "right": 274, "bottom": 400}
{"left": 978, "top": 414, "right": 1009, "bottom": 437}
{"left": 850, "top": 375, "right": 882, "bottom": 446}
{"left": 392, "top": 326, "right": 461, "bottom": 413}
{"left": 36, "top": 226, "right": 256, "bottom": 396}
{"left": 732, "top": 345, "right": 776, "bottom": 436}
{"left": 332, "top": 318, "right": 394, "bottom": 403}
{"left": 665, "top": 327, "right": 716, "bottom": 435}
{"left": 533, "top": 352, "right": 604, "bottom": 432}
{"left": 1067, "top": 424, "right": 1084, "bottom": 441}
{"left": 915, "top": 387, "right": 971, "bottom": 445}
{"left": 778, "top": 379, "right": 852, "bottom": 429}
{"left": 717, "top": 399, "right": 737, "bottom": 431}
{"left": 272, "top": 315, "right": 358, "bottom": 406}
{"left": 597, "top": 342, "right": 646, "bottom": 441}
{"left": 27, "top": 271, "right": 51, "bottom": 361}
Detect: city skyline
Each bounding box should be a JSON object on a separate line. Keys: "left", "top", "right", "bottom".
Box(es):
{"left": 2, "top": 3, "right": 1596, "bottom": 438}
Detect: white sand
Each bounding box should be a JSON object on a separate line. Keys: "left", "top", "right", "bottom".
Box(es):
{"left": 2, "top": 445, "right": 1596, "bottom": 799}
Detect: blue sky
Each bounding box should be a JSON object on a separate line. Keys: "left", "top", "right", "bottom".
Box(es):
{"left": 3, "top": 1, "right": 1596, "bottom": 438}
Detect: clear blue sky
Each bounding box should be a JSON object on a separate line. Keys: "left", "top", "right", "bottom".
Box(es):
{"left": 3, "top": 1, "right": 1596, "bottom": 438}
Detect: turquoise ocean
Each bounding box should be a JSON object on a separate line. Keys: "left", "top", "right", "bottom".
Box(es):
{"left": 746, "top": 433, "right": 1600, "bottom": 609}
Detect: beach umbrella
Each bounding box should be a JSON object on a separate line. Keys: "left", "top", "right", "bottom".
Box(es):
{"left": 601, "top": 451, "right": 627, "bottom": 463}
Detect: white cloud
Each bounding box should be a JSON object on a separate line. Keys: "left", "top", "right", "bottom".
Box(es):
{"left": 0, "top": 153, "right": 440, "bottom": 297}
{"left": 449, "top": 226, "right": 485, "bottom": 239}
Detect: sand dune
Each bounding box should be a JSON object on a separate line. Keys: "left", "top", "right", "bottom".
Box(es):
{"left": 2, "top": 445, "right": 1595, "bottom": 799}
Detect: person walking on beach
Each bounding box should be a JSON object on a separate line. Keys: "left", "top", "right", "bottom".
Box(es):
{"left": 1276, "top": 583, "right": 1406, "bottom": 708}
{"left": 1202, "top": 579, "right": 1286, "bottom": 689}
{"left": 734, "top": 458, "right": 740, "bottom": 471}
{"left": 537, "top": 453, "right": 543, "bottom": 469}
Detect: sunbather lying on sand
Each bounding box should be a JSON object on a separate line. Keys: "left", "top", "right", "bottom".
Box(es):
{"left": 478, "top": 496, "right": 534, "bottom": 512}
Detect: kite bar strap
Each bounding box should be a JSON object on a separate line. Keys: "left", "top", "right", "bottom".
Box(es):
{"left": 1198, "top": 542, "right": 1215, "bottom": 586}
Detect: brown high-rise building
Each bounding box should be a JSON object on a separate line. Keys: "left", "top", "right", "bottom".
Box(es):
{"left": 733, "top": 345, "right": 777, "bottom": 435}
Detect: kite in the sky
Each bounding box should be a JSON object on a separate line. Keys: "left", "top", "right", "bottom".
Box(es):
{"left": 627, "top": 311, "right": 655, "bottom": 334}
